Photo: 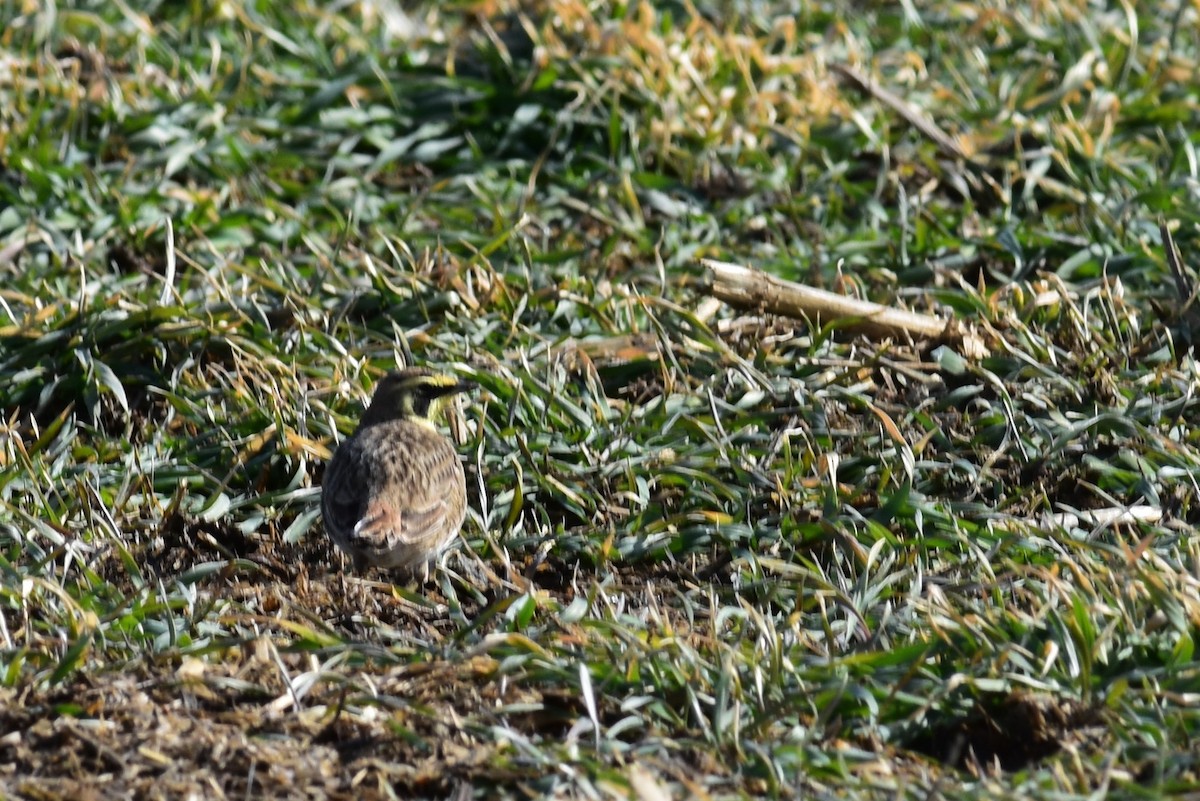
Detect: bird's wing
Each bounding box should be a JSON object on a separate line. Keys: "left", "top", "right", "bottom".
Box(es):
{"left": 321, "top": 447, "right": 369, "bottom": 537}
{"left": 348, "top": 432, "right": 466, "bottom": 556}
{"left": 353, "top": 495, "right": 450, "bottom": 548}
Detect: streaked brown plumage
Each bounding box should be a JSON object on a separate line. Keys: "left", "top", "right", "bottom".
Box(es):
{"left": 322, "top": 368, "right": 474, "bottom": 576}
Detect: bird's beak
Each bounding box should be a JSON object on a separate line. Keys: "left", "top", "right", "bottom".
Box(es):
{"left": 434, "top": 379, "right": 476, "bottom": 398}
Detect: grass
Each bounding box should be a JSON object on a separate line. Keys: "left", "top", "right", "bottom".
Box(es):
{"left": 1, "top": 0, "right": 1199, "bottom": 797}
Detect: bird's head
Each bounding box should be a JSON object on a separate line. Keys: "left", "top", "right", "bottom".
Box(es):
{"left": 361, "top": 368, "right": 475, "bottom": 427}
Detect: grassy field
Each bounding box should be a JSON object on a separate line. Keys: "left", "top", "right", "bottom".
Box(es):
{"left": 1, "top": 0, "right": 1199, "bottom": 798}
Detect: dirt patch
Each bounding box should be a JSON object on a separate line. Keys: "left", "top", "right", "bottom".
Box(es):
{"left": 907, "top": 691, "right": 1108, "bottom": 774}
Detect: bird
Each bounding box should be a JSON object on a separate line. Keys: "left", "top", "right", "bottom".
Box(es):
{"left": 321, "top": 367, "right": 475, "bottom": 577}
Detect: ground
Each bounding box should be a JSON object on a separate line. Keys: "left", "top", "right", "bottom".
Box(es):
{"left": 1, "top": 0, "right": 1199, "bottom": 798}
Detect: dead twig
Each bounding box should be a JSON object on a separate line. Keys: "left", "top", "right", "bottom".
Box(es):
{"left": 830, "top": 62, "right": 973, "bottom": 163}
{"left": 1158, "top": 219, "right": 1200, "bottom": 351}
{"left": 1161, "top": 219, "right": 1195, "bottom": 305}
{"left": 701, "top": 258, "right": 989, "bottom": 357}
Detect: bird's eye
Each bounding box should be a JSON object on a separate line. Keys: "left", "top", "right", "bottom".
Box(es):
{"left": 412, "top": 388, "right": 434, "bottom": 417}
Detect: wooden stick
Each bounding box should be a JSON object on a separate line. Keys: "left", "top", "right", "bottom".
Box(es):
{"left": 701, "top": 258, "right": 988, "bottom": 356}
{"left": 703, "top": 258, "right": 943, "bottom": 336}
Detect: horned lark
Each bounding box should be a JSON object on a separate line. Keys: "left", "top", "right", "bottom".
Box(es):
{"left": 322, "top": 368, "right": 475, "bottom": 576}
